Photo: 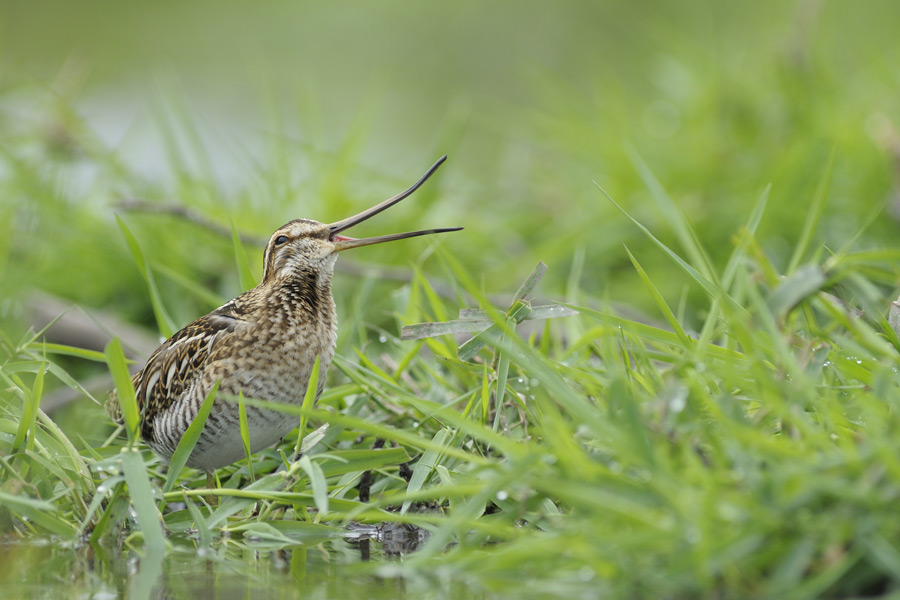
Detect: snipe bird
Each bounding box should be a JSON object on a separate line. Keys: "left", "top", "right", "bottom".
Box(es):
{"left": 107, "top": 156, "right": 460, "bottom": 472}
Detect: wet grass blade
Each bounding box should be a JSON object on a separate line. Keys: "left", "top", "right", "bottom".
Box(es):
{"left": 185, "top": 497, "right": 212, "bottom": 548}
{"left": 105, "top": 338, "right": 139, "bottom": 444}
{"left": 401, "top": 319, "right": 490, "bottom": 340}
{"left": 461, "top": 305, "right": 578, "bottom": 321}
{"left": 120, "top": 448, "right": 166, "bottom": 553}
{"left": 402, "top": 428, "right": 450, "bottom": 514}
{"left": 163, "top": 381, "right": 220, "bottom": 494}
{"left": 514, "top": 261, "right": 548, "bottom": 301}
{"left": 457, "top": 325, "right": 498, "bottom": 361}
{"left": 297, "top": 455, "right": 328, "bottom": 516}
{"left": 0, "top": 490, "right": 77, "bottom": 537}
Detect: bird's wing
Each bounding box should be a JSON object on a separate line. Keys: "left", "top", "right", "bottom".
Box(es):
{"left": 107, "top": 300, "right": 249, "bottom": 439}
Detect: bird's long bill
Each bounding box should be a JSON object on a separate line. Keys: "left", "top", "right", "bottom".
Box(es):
{"left": 331, "top": 227, "right": 464, "bottom": 252}
{"left": 327, "top": 155, "right": 462, "bottom": 251}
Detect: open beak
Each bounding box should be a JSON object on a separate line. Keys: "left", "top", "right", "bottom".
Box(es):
{"left": 327, "top": 155, "right": 463, "bottom": 252}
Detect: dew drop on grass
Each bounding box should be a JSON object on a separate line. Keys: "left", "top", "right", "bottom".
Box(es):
{"left": 496, "top": 490, "right": 509, "bottom": 501}
{"left": 378, "top": 334, "right": 387, "bottom": 343}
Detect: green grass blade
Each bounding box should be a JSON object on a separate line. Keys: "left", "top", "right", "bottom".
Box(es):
{"left": 514, "top": 261, "right": 548, "bottom": 301}
{"left": 10, "top": 364, "right": 43, "bottom": 453}
{"left": 37, "top": 343, "right": 108, "bottom": 363}
{"left": 787, "top": 149, "right": 835, "bottom": 274}
{"left": 628, "top": 148, "right": 717, "bottom": 282}
{"left": 294, "top": 354, "right": 320, "bottom": 458}
{"left": 231, "top": 221, "right": 257, "bottom": 291}
{"left": 119, "top": 448, "right": 166, "bottom": 553}
{"left": 493, "top": 343, "right": 510, "bottom": 432}
{"left": 238, "top": 392, "right": 255, "bottom": 481}
{"left": 104, "top": 338, "right": 139, "bottom": 444}
{"left": 401, "top": 319, "right": 490, "bottom": 340}
{"left": 625, "top": 246, "right": 692, "bottom": 350}
{"left": 565, "top": 304, "right": 746, "bottom": 362}
{"left": 696, "top": 184, "right": 771, "bottom": 352}
{"left": 235, "top": 398, "right": 490, "bottom": 465}
{"left": 596, "top": 183, "right": 721, "bottom": 299}
{"left": 0, "top": 490, "right": 76, "bottom": 537}
{"left": 722, "top": 184, "right": 771, "bottom": 291}
{"left": 154, "top": 261, "right": 225, "bottom": 308}
{"left": 402, "top": 428, "right": 450, "bottom": 514}
{"left": 457, "top": 324, "right": 499, "bottom": 361}
{"left": 481, "top": 362, "right": 490, "bottom": 423}
{"left": 25, "top": 364, "right": 45, "bottom": 452}
{"left": 461, "top": 305, "right": 578, "bottom": 321}
{"left": 297, "top": 455, "right": 328, "bottom": 516}
{"left": 116, "top": 215, "right": 176, "bottom": 338}
{"left": 767, "top": 264, "right": 827, "bottom": 318}
{"left": 184, "top": 497, "right": 212, "bottom": 548}
{"left": 163, "top": 381, "right": 220, "bottom": 493}
{"left": 36, "top": 409, "right": 92, "bottom": 482}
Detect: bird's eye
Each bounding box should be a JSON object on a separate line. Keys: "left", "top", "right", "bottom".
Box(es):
{"left": 274, "top": 235, "right": 289, "bottom": 245}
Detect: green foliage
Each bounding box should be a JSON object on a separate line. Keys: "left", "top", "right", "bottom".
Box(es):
{"left": 10, "top": 191, "right": 900, "bottom": 596}
{"left": 2, "top": 1, "right": 900, "bottom": 597}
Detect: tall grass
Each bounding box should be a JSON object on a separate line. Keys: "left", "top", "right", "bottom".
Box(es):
{"left": 3, "top": 147, "right": 900, "bottom": 597}
{"left": 3, "top": 2, "right": 900, "bottom": 596}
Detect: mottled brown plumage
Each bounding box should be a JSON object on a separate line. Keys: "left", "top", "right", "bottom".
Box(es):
{"left": 107, "top": 157, "right": 460, "bottom": 471}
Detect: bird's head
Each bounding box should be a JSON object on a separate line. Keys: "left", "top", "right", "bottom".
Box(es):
{"left": 261, "top": 156, "right": 461, "bottom": 283}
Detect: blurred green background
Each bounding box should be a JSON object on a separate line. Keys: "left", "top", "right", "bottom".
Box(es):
{"left": 4, "top": 0, "right": 900, "bottom": 319}
{"left": 3, "top": 0, "right": 900, "bottom": 420}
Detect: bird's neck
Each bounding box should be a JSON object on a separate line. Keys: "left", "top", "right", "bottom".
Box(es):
{"left": 264, "top": 267, "right": 336, "bottom": 324}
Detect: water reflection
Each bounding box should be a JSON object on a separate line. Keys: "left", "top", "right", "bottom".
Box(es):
{"left": 0, "top": 529, "right": 475, "bottom": 600}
